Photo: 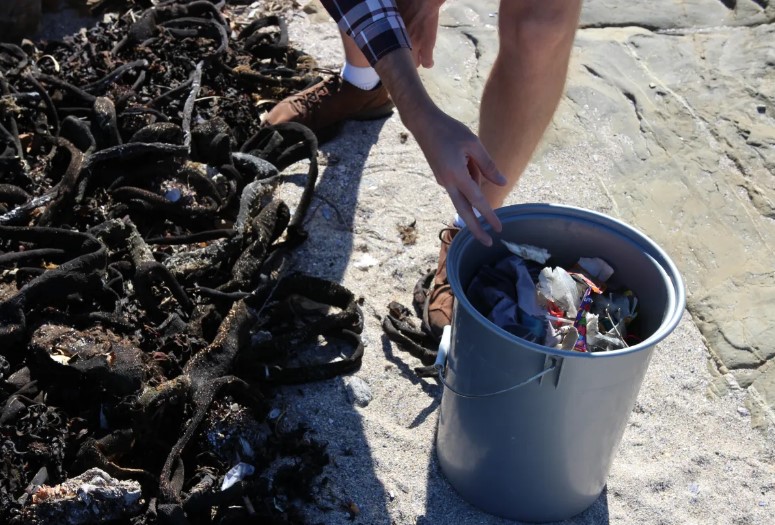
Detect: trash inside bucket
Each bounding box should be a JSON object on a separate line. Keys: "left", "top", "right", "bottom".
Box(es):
{"left": 436, "top": 203, "right": 685, "bottom": 523}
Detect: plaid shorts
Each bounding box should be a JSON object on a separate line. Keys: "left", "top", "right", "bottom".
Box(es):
{"left": 322, "top": 0, "right": 411, "bottom": 66}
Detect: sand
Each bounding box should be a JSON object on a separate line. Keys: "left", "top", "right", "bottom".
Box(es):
{"left": 267, "top": 2, "right": 775, "bottom": 524}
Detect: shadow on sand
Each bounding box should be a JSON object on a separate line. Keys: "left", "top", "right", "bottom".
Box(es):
{"left": 286, "top": 115, "right": 613, "bottom": 524}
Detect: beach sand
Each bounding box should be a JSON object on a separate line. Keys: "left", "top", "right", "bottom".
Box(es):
{"left": 264, "top": 2, "right": 775, "bottom": 523}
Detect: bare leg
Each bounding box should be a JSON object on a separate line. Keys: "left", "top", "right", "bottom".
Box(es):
{"left": 341, "top": 30, "right": 371, "bottom": 67}
{"left": 479, "top": 0, "right": 583, "bottom": 208}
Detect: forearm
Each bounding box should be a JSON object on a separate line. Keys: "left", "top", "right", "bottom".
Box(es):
{"left": 374, "top": 49, "right": 505, "bottom": 245}
{"left": 373, "top": 48, "right": 438, "bottom": 137}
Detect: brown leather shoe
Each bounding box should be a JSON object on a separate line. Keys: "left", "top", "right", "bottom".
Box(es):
{"left": 423, "top": 227, "right": 460, "bottom": 340}
{"left": 262, "top": 75, "right": 393, "bottom": 135}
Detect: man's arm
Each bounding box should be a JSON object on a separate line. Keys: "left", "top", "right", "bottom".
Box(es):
{"left": 374, "top": 49, "right": 505, "bottom": 245}
{"left": 319, "top": 0, "right": 505, "bottom": 245}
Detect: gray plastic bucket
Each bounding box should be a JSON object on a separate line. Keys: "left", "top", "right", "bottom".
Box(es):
{"left": 436, "top": 203, "right": 685, "bottom": 523}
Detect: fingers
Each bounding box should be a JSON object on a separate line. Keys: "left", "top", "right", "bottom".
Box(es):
{"left": 418, "top": 39, "right": 434, "bottom": 69}
{"left": 447, "top": 187, "right": 492, "bottom": 247}
{"left": 445, "top": 166, "right": 502, "bottom": 246}
{"left": 463, "top": 160, "right": 502, "bottom": 235}
{"left": 470, "top": 142, "right": 507, "bottom": 187}
{"left": 420, "top": 50, "right": 434, "bottom": 69}
{"left": 412, "top": 47, "right": 422, "bottom": 67}
{"left": 415, "top": 40, "right": 434, "bottom": 69}
{"left": 422, "top": 15, "right": 439, "bottom": 68}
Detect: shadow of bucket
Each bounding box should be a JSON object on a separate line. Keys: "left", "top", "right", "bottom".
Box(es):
{"left": 436, "top": 203, "right": 685, "bottom": 523}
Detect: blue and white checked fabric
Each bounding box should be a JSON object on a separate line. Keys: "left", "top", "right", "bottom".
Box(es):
{"left": 321, "top": 0, "right": 411, "bottom": 66}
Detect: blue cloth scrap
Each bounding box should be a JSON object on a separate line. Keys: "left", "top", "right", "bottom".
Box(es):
{"left": 466, "top": 255, "right": 547, "bottom": 343}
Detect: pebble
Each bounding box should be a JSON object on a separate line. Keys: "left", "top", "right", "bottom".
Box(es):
{"left": 354, "top": 254, "right": 378, "bottom": 270}
{"left": 345, "top": 376, "right": 373, "bottom": 407}
{"left": 737, "top": 406, "right": 750, "bottom": 416}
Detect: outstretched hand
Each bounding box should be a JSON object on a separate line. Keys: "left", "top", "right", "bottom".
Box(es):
{"left": 396, "top": 0, "right": 446, "bottom": 68}
{"left": 373, "top": 49, "right": 504, "bottom": 245}
{"left": 411, "top": 106, "right": 505, "bottom": 246}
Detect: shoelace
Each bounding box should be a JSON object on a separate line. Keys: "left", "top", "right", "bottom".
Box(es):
{"left": 290, "top": 75, "right": 341, "bottom": 113}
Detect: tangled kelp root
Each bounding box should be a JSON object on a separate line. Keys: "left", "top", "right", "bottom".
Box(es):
{"left": 0, "top": 1, "right": 364, "bottom": 523}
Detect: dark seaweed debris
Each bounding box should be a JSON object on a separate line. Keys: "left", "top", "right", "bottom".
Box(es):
{"left": 0, "top": 1, "right": 363, "bottom": 524}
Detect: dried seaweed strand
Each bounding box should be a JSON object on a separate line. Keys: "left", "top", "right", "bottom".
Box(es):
{"left": 183, "top": 61, "right": 204, "bottom": 151}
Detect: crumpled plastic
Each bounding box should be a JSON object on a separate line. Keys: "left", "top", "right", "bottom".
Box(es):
{"left": 537, "top": 266, "right": 583, "bottom": 318}
{"left": 221, "top": 462, "right": 255, "bottom": 491}
{"left": 466, "top": 244, "right": 639, "bottom": 353}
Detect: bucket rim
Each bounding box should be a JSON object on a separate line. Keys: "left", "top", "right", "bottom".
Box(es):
{"left": 447, "top": 203, "right": 686, "bottom": 359}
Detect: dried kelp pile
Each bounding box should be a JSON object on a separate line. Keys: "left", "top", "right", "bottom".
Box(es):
{"left": 0, "top": 1, "right": 365, "bottom": 523}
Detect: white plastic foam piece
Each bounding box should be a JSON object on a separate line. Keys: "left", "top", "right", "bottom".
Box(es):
{"left": 501, "top": 241, "right": 551, "bottom": 264}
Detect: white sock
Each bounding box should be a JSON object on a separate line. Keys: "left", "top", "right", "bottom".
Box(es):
{"left": 341, "top": 61, "right": 380, "bottom": 90}
{"left": 453, "top": 209, "right": 481, "bottom": 228}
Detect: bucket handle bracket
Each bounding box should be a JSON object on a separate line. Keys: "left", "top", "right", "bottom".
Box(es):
{"left": 540, "top": 354, "right": 564, "bottom": 388}
{"left": 434, "top": 326, "right": 564, "bottom": 398}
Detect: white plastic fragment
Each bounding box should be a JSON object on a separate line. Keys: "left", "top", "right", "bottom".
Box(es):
{"left": 501, "top": 240, "right": 551, "bottom": 264}
{"left": 559, "top": 326, "right": 579, "bottom": 350}
{"left": 221, "top": 462, "right": 255, "bottom": 491}
{"left": 577, "top": 257, "right": 614, "bottom": 282}
{"left": 353, "top": 253, "right": 378, "bottom": 270}
{"left": 50, "top": 354, "right": 71, "bottom": 365}
{"left": 434, "top": 325, "right": 452, "bottom": 370}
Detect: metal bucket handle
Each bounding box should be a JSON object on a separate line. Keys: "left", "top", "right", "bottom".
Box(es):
{"left": 435, "top": 326, "right": 561, "bottom": 399}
